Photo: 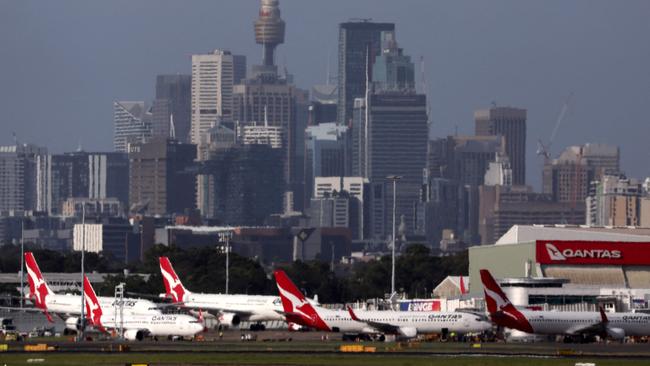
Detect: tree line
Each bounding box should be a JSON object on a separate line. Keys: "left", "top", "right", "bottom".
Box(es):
{"left": 0, "top": 244, "right": 468, "bottom": 303}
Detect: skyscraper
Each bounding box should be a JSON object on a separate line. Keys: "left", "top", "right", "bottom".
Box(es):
{"left": 0, "top": 144, "right": 46, "bottom": 212}
{"left": 231, "top": 0, "right": 308, "bottom": 211}
{"left": 371, "top": 31, "right": 415, "bottom": 92}
{"left": 113, "top": 101, "right": 152, "bottom": 153}
{"left": 191, "top": 50, "right": 246, "bottom": 145}
{"left": 586, "top": 174, "right": 643, "bottom": 227}
{"left": 37, "top": 151, "right": 129, "bottom": 215}
{"left": 350, "top": 32, "right": 428, "bottom": 239}
{"left": 128, "top": 138, "right": 196, "bottom": 216}
{"left": 155, "top": 75, "right": 192, "bottom": 143}
{"left": 475, "top": 107, "right": 527, "bottom": 185}
{"left": 352, "top": 93, "right": 428, "bottom": 238}
{"left": 427, "top": 135, "right": 505, "bottom": 186}
{"left": 337, "top": 21, "right": 395, "bottom": 125}
{"left": 198, "top": 144, "right": 284, "bottom": 225}
{"left": 36, "top": 152, "right": 89, "bottom": 215}
{"left": 305, "top": 123, "right": 348, "bottom": 203}
{"left": 87, "top": 152, "right": 129, "bottom": 206}
{"left": 543, "top": 143, "right": 620, "bottom": 204}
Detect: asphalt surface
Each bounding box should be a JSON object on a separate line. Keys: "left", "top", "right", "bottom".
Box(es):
{"left": 3, "top": 329, "right": 650, "bottom": 359}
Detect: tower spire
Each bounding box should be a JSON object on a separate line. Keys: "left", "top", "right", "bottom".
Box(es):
{"left": 254, "top": 0, "right": 285, "bottom": 67}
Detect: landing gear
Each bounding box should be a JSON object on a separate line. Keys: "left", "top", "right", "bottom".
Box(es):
{"left": 249, "top": 323, "right": 266, "bottom": 331}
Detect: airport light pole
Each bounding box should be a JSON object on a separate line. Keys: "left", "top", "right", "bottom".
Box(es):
{"left": 386, "top": 175, "right": 402, "bottom": 296}
{"left": 219, "top": 231, "right": 232, "bottom": 295}
{"left": 114, "top": 282, "right": 125, "bottom": 339}
{"left": 79, "top": 204, "right": 86, "bottom": 341}
{"left": 225, "top": 235, "right": 229, "bottom": 295}
{"left": 20, "top": 219, "right": 24, "bottom": 309}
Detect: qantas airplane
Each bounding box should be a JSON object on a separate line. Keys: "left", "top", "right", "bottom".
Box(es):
{"left": 19, "top": 252, "right": 163, "bottom": 327}
{"left": 159, "top": 256, "right": 285, "bottom": 330}
{"left": 83, "top": 275, "right": 203, "bottom": 341}
{"left": 274, "top": 269, "right": 492, "bottom": 339}
{"left": 480, "top": 269, "right": 650, "bottom": 340}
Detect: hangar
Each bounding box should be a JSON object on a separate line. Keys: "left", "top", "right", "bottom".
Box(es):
{"left": 469, "top": 225, "right": 650, "bottom": 311}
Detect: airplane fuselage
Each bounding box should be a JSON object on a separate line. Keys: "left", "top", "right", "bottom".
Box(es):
{"left": 316, "top": 308, "right": 492, "bottom": 335}
{"left": 45, "top": 294, "right": 162, "bottom": 316}
{"left": 98, "top": 313, "right": 203, "bottom": 337}
{"left": 520, "top": 310, "right": 650, "bottom": 337}
{"left": 183, "top": 293, "right": 284, "bottom": 322}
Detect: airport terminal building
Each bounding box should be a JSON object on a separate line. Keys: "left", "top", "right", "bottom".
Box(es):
{"left": 469, "top": 225, "right": 650, "bottom": 312}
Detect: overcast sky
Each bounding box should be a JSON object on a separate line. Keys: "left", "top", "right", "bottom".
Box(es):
{"left": 1, "top": 0, "right": 649, "bottom": 188}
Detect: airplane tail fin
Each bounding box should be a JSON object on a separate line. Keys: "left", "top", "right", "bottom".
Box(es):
{"left": 480, "top": 269, "right": 532, "bottom": 333}
{"left": 273, "top": 269, "right": 308, "bottom": 313}
{"left": 480, "top": 269, "right": 512, "bottom": 315}
{"left": 273, "top": 270, "right": 329, "bottom": 331}
{"left": 24, "top": 252, "right": 54, "bottom": 322}
{"left": 24, "top": 252, "right": 54, "bottom": 303}
{"left": 459, "top": 275, "right": 467, "bottom": 295}
{"left": 83, "top": 275, "right": 106, "bottom": 332}
{"left": 159, "top": 256, "right": 189, "bottom": 302}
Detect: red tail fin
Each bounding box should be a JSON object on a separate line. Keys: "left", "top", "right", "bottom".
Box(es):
{"left": 24, "top": 252, "right": 54, "bottom": 322}
{"left": 83, "top": 276, "right": 105, "bottom": 333}
{"left": 479, "top": 269, "right": 511, "bottom": 315}
{"left": 479, "top": 269, "right": 533, "bottom": 333}
{"left": 273, "top": 270, "right": 329, "bottom": 331}
{"left": 347, "top": 306, "right": 360, "bottom": 321}
{"left": 459, "top": 276, "right": 467, "bottom": 295}
{"left": 159, "top": 257, "right": 188, "bottom": 303}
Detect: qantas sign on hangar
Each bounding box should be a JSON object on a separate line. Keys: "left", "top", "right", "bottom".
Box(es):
{"left": 468, "top": 226, "right": 650, "bottom": 291}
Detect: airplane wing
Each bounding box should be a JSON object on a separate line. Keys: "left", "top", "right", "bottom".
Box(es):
{"left": 0, "top": 306, "right": 56, "bottom": 323}
{"left": 454, "top": 309, "right": 490, "bottom": 322}
{"left": 0, "top": 306, "right": 45, "bottom": 313}
{"left": 565, "top": 308, "right": 608, "bottom": 336}
{"left": 346, "top": 306, "right": 400, "bottom": 334}
{"left": 204, "top": 307, "right": 255, "bottom": 317}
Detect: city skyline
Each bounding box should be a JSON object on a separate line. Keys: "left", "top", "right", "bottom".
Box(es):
{"left": 2, "top": 0, "right": 650, "bottom": 189}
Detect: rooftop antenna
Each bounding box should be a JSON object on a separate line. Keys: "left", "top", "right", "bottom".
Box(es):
{"left": 326, "top": 49, "right": 331, "bottom": 86}
{"left": 264, "top": 105, "right": 269, "bottom": 127}
{"left": 12, "top": 131, "right": 18, "bottom": 145}
{"left": 419, "top": 56, "right": 432, "bottom": 126}
{"left": 364, "top": 44, "right": 370, "bottom": 178}
{"left": 76, "top": 139, "right": 83, "bottom": 152}
{"left": 169, "top": 113, "right": 176, "bottom": 139}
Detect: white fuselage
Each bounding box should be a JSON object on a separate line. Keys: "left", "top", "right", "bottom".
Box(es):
{"left": 99, "top": 313, "right": 203, "bottom": 337}
{"left": 45, "top": 294, "right": 162, "bottom": 316}
{"left": 320, "top": 309, "right": 492, "bottom": 335}
{"left": 523, "top": 310, "right": 650, "bottom": 337}
{"left": 184, "top": 293, "right": 284, "bottom": 322}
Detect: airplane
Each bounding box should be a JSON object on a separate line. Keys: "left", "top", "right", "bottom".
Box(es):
{"left": 480, "top": 269, "right": 650, "bottom": 341}
{"left": 159, "top": 256, "right": 285, "bottom": 330}
{"left": 17, "top": 252, "right": 164, "bottom": 332}
{"left": 83, "top": 275, "right": 203, "bottom": 341}
{"left": 274, "top": 269, "right": 492, "bottom": 340}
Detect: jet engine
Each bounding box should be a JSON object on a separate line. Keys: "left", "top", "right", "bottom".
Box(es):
{"left": 123, "top": 329, "right": 146, "bottom": 341}
{"left": 606, "top": 327, "right": 625, "bottom": 340}
{"left": 218, "top": 312, "right": 241, "bottom": 327}
{"left": 65, "top": 317, "right": 81, "bottom": 331}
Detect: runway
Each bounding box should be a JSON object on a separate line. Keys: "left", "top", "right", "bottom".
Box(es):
{"left": 2, "top": 330, "right": 650, "bottom": 366}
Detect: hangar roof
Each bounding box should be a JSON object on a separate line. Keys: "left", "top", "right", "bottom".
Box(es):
{"left": 496, "top": 225, "right": 650, "bottom": 245}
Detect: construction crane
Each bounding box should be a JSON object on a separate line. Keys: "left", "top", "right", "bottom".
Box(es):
{"left": 537, "top": 93, "right": 574, "bottom": 161}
